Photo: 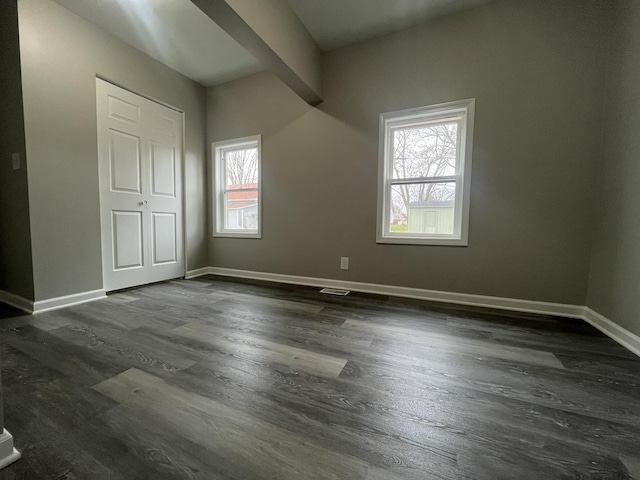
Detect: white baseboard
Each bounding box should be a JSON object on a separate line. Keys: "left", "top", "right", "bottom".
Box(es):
{"left": 32, "top": 289, "right": 106, "bottom": 314}
{"left": 0, "top": 429, "right": 21, "bottom": 470}
{"left": 0, "top": 290, "right": 34, "bottom": 314}
{"left": 1, "top": 288, "right": 107, "bottom": 314}
{"left": 207, "top": 267, "right": 585, "bottom": 318}
{"left": 203, "top": 267, "right": 640, "bottom": 358}
{"left": 185, "top": 267, "right": 212, "bottom": 279}
{"left": 583, "top": 307, "right": 640, "bottom": 357}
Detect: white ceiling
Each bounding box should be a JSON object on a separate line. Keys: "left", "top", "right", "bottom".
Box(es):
{"left": 287, "top": 0, "right": 497, "bottom": 51}
{"left": 52, "top": 0, "right": 263, "bottom": 86}
{"left": 52, "top": 0, "right": 495, "bottom": 87}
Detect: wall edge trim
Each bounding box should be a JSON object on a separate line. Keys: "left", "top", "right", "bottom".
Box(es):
{"left": 0, "top": 291, "right": 34, "bottom": 314}
{"left": 198, "top": 267, "right": 640, "bottom": 357}
{"left": 205, "top": 267, "right": 585, "bottom": 316}
{"left": 32, "top": 289, "right": 106, "bottom": 314}
{"left": 582, "top": 307, "right": 640, "bottom": 357}
{"left": 0, "top": 429, "right": 21, "bottom": 470}
{"left": 184, "top": 267, "right": 212, "bottom": 279}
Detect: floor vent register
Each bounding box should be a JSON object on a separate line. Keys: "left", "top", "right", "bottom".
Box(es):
{"left": 319, "top": 288, "right": 350, "bottom": 296}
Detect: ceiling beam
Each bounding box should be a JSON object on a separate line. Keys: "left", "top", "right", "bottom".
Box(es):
{"left": 191, "top": 0, "right": 323, "bottom": 106}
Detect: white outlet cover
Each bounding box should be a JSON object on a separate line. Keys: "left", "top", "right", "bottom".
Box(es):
{"left": 11, "top": 153, "right": 20, "bottom": 170}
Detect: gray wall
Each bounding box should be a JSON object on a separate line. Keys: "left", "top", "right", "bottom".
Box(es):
{"left": 0, "top": 0, "right": 34, "bottom": 300}
{"left": 207, "top": 0, "right": 610, "bottom": 305}
{"left": 18, "top": 0, "right": 208, "bottom": 301}
{"left": 587, "top": 0, "right": 640, "bottom": 336}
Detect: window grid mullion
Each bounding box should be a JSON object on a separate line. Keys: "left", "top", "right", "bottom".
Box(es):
{"left": 221, "top": 188, "right": 258, "bottom": 194}
{"left": 390, "top": 175, "right": 458, "bottom": 186}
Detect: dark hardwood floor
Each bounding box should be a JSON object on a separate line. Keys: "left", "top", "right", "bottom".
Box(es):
{"left": 1, "top": 275, "right": 639, "bottom": 479}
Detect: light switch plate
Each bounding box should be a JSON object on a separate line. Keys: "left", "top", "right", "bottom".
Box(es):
{"left": 11, "top": 153, "right": 21, "bottom": 170}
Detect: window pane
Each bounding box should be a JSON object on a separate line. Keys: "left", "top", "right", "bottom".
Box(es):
{"left": 224, "top": 189, "right": 258, "bottom": 230}
{"left": 392, "top": 122, "right": 458, "bottom": 179}
{"left": 223, "top": 147, "right": 259, "bottom": 231}
{"left": 390, "top": 182, "right": 455, "bottom": 234}
{"left": 214, "top": 135, "right": 261, "bottom": 237}
{"left": 224, "top": 147, "right": 258, "bottom": 187}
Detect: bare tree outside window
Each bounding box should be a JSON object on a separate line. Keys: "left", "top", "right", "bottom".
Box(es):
{"left": 390, "top": 122, "right": 458, "bottom": 228}
{"left": 223, "top": 147, "right": 259, "bottom": 231}
{"left": 225, "top": 147, "right": 258, "bottom": 187}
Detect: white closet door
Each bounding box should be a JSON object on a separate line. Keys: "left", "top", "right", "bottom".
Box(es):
{"left": 96, "top": 78, "right": 184, "bottom": 292}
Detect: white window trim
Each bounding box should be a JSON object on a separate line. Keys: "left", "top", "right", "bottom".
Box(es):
{"left": 376, "top": 99, "right": 475, "bottom": 246}
{"left": 212, "top": 135, "right": 262, "bottom": 239}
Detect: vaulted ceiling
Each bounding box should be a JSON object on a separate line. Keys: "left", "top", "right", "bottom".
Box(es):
{"left": 52, "top": 0, "right": 496, "bottom": 89}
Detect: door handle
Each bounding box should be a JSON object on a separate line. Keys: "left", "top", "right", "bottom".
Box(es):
{"left": 138, "top": 200, "right": 148, "bottom": 206}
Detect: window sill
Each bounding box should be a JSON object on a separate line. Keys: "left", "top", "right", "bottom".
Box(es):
{"left": 214, "top": 231, "right": 261, "bottom": 239}
{"left": 376, "top": 235, "right": 468, "bottom": 246}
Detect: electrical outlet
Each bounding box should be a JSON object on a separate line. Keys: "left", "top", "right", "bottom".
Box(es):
{"left": 340, "top": 257, "right": 349, "bottom": 270}
{"left": 11, "top": 152, "right": 21, "bottom": 170}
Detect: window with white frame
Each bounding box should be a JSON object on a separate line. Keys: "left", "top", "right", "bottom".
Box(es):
{"left": 377, "top": 99, "right": 475, "bottom": 246}
{"left": 212, "top": 135, "right": 262, "bottom": 238}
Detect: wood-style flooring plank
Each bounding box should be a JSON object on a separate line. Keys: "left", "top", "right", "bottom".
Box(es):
{"left": 621, "top": 456, "right": 640, "bottom": 479}
{"left": 2, "top": 324, "right": 125, "bottom": 386}
{"left": 116, "top": 334, "right": 639, "bottom": 478}
{"left": 173, "top": 322, "right": 348, "bottom": 378}
{"left": 0, "top": 346, "right": 161, "bottom": 480}
{"left": 342, "top": 318, "right": 566, "bottom": 369}
{"left": 176, "top": 310, "right": 375, "bottom": 352}
{"left": 136, "top": 357, "right": 464, "bottom": 479}
{"left": 208, "top": 290, "right": 325, "bottom": 314}
{"left": 93, "top": 368, "right": 379, "bottom": 480}
{"left": 98, "top": 404, "right": 233, "bottom": 479}
{"left": 50, "top": 320, "right": 197, "bottom": 371}
{"left": 1, "top": 277, "right": 639, "bottom": 479}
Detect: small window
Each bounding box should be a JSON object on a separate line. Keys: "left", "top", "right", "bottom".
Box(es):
{"left": 377, "top": 99, "right": 475, "bottom": 246}
{"left": 212, "top": 135, "right": 261, "bottom": 238}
